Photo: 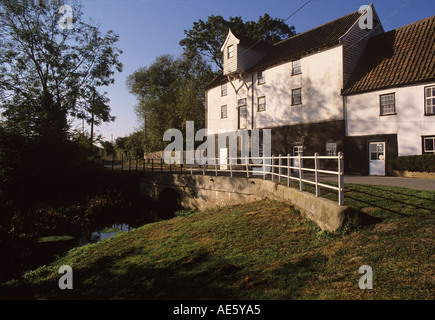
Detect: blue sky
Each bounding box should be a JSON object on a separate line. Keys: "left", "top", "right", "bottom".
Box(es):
{"left": 78, "top": 0, "right": 435, "bottom": 142}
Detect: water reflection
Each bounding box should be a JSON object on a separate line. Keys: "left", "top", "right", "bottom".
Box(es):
{"left": 77, "top": 223, "right": 135, "bottom": 246}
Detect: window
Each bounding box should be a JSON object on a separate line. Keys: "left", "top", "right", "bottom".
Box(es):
{"left": 221, "top": 105, "right": 227, "bottom": 118}
{"left": 258, "top": 71, "right": 265, "bottom": 84}
{"left": 292, "top": 60, "right": 301, "bottom": 75}
{"left": 293, "top": 145, "right": 303, "bottom": 156}
{"left": 326, "top": 142, "right": 337, "bottom": 156}
{"left": 221, "top": 83, "right": 227, "bottom": 96}
{"left": 227, "top": 45, "right": 234, "bottom": 59}
{"left": 380, "top": 93, "right": 396, "bottom": 115}
{"left": 238, "top": 98, "right": 247, "bottom": 107}
{"left": 425, "top": 86, "right": 435, "bottom": 115}
{"left": 423, "top": 136, "right": 435, "bottom": 154}
{"left": 292, "top": 88, "right": 302, "bottom": 105}
{"left": 258, "top": 96, "right": 266, "bottom": 111}
{"left": 238, "top": 106, "right": 247, "bottom": 129}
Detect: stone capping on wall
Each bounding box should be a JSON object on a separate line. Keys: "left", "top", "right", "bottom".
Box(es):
{"left": 140, "top": 173, "right": 350, "bottom": 232}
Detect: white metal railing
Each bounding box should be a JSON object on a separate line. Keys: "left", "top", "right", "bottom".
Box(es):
{"left": 108, "top": 152, "right": 345, "bottom": 206}
{"left": 180, "top": 152, "right": 343, "bottom": 206}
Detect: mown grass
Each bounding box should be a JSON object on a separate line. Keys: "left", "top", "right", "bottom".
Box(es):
{"left": 1, "top": 183, "right": 434, "bottom": 300}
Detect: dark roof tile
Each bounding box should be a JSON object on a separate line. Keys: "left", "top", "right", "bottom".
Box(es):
{"left": 206, "top": 10, "right": 364, "bottom": 90}
{"left": 343, "top": 16, "right": 435, "bottom": 95}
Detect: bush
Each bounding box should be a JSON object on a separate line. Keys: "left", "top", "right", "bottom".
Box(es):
{"left": 392, "top": 154, "right": 435, "bottom": 173}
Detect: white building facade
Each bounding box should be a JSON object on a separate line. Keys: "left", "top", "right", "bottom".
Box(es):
{"left": 205, "top": 5, "right": 434, "bottom": 175}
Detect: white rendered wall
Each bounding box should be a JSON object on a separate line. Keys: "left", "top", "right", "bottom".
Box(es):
{"left": 207, "top": 45, "right": 345, "bottom": 134}
{"left": 345, "top": 82, "right": 435, "bottom": 155}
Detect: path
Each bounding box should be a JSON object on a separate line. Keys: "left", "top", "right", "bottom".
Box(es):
{"left": 341, "top": 175, "right": 435, "bottom": 191}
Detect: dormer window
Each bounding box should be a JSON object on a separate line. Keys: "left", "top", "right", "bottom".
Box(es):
{"left": 227, "top": 45, "right": 234, "bottom": 59}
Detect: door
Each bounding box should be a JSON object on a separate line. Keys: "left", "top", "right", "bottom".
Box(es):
{"left": 369, "top": 142, "right": 385, "bottom": 176}
{"left": 292, "top": 145, "right": 303, "bottom": 173}
{"left": 219, "top": 148, "right": 228, "bottom": 170}
{"left": 238, "top": 106, "right": 247, "bottom": 129}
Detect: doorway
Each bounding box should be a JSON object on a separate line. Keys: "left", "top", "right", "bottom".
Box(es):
{"left": 369, "top": 142, "right": 385, "bottom": 176}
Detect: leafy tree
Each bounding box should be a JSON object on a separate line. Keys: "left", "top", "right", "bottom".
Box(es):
{"left": 127, "top": 55, "right": 214, "bottom": 152}
{"left": 125, "top": 131, "right": 145, "bottom": 159}
{"left": 100, "top": 140, "right": 115, "bottom": 158}
{"left": 180, "top": 14, "right": 295, "bottom": 70}
{"left": 0, "top": 0, "right": 122, "bottom": 141}
{"left": 0, "top": 0, "right": 123, "bottom": 207}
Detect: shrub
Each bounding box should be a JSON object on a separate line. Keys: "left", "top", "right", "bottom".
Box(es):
{"left": 392, "top": 154, "right": 435, "bottom": 173}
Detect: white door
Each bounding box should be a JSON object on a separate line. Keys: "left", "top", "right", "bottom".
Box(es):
{"left": 292, "top": 146, "right": 303, "bottom": 173}
{"left": 219, "top": 148, "right": 228, "bottom": 170}
{"left": 369, "top": 142, "right": 385, "bottom": 176}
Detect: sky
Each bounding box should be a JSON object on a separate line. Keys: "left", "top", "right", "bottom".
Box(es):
{"left": 76, "top": 0, "right": 435, "bottom": 142}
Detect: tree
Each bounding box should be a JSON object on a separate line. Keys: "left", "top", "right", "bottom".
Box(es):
{"left": 0, "top": 0, "right": 122, "bottom": 141}
{"left": 127, "top": 55, "right": 214, "bottom": 152}
{"left": 180, "top": 14, "right": 295, "bottom": 70}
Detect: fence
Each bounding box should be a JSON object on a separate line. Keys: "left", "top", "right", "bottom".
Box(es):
{"left": 105, "top": 152, "right": 345, "bottom": 206}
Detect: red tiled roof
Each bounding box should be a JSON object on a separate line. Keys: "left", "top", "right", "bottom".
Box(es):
{"left": 342, "top": 16, "right": 435, "bottom": 95}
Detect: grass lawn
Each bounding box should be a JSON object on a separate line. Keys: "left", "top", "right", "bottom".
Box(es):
{"left": 1, "top": 183, "right": 434, "bottom": 300}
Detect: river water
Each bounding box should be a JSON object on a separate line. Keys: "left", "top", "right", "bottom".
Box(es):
{"left": 1, "top": 218, "right": 154, "bottom": 283}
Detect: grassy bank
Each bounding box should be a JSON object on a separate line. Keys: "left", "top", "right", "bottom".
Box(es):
{"left": 1, "top": 183, "right": 434, "bottom": 300}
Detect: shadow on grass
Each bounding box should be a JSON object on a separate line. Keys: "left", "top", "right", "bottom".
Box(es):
{"left": 265, "top": 253, "right": 329, "bottom": 299}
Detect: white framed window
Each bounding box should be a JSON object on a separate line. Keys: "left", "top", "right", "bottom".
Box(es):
{"left": 292, "top": 88, "right": 302, "bottom": 105}
{"left": 423, "top": 136, "right": 435, "bottom": 154}
{"left": 227, "top": 45, "right": 234, "bottom": 59}
{"left": 238, "top": 98, "right": 247, "bottom": 107}
{"left": 326, "top": 142, "right": 337, "bottom": 156}
{"left": 258, "top": 96, "right": 266, "bottom": 112}
{"left": 380, "top": 93, "right": 396, "bottom": 115}
{"left": 221, "top": 105, "right": 227, "bottom": 118}
{"left": 425, "top": 86, "right": 435, "bottom": 115}
{"left": 221, "top": 83, "right": 227, "bottom": 96}
{"left": 258, "top": 70, "right": 265, "bottom": 84}
{"left": 292, "top": 59, "right": 301, "bottom": 75}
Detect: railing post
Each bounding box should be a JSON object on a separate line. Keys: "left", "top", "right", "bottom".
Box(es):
{"left": 263, "top": 154, "right": 266, "bottom": 180}
{"left": 128, "top": 158, "right": 131, "bottom": 171}
{"left": 160, "top": 158, "right": 163, "bottom": 172}
{"left": 202, "top": 161, "right": 205, "bottom": 175}
{"left": 287, "top": 154, "right": 290, "bottom": 187}
{"left": 215, "top": 157, "right": 218, "bottom": 176}
{"left": 229, "top": 156, "right": 233, "bottom": 177}
{"left": 121, "top": 154, "right": 124, "bottom": 172}
{"left": 315, "top": 152, "right": 320, "bottom": 197}
{"left": 190, "top": 160, "right": 193, "bottom": 176}
{"left": 338, "top": 152, "right": 344, "bottom": 206}
{"left": 278, "top": 154, "right": 282, "bottom": 183}
{"left": 245, "top": 156, "right": 249, "bottom": 178}
{"left": 271, "top": 155, "right": 274, "bottom": 182}
{"left": 111, "top": 154, "right": 114, "bottom": 171}
{"left": 299, "top": 154, "right": 303, "bottom": 192}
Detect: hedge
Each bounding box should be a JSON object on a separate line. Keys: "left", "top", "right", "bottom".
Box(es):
{"left": 392, "top": 154, "right": 435, "bottom": 173}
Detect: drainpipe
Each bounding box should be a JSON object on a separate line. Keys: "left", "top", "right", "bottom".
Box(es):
{"left": 251, "top": 73, "right": 255, "bottom": 130}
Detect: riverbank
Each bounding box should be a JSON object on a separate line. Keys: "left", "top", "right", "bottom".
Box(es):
{"left": 2, "top": 183, "right": 433, "bottom": 300}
